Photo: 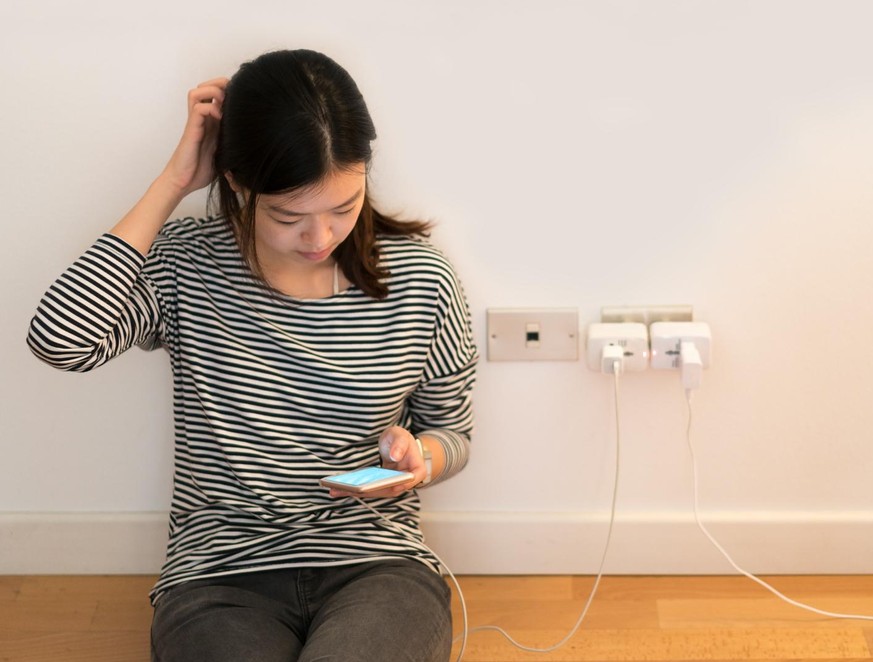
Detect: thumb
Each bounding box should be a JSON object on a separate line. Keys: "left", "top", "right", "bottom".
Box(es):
{"left": 379, "top": 429, "right": 406, "bottom": 463}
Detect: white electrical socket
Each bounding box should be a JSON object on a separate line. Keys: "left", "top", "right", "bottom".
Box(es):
{"left": 586, "top": 323, "right": 649, "bottom": 372}
{"left": 650, "top": 322, "right": 712, "bottom": 369}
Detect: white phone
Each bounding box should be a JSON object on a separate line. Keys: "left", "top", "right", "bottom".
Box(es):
{"left": 320, "top": 467, "right": 415, "bottom": 494}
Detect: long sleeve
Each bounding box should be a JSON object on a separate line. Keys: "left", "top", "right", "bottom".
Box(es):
{"left": 408, "top": 253, "right": 478, "bottom": 485}
{"left": 27, "top": 234, "right": 164, "bottom": 372}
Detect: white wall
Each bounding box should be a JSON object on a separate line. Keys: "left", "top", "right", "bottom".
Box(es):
{"left": 2, "top": 0, "right": 872, "bottom": 574}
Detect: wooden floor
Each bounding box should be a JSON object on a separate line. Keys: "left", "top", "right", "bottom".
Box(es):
{"left": 1, "top": 575, "right": 872, "bottom": 661}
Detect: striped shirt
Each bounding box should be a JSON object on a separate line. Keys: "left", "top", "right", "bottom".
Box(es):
{"left": 27, "top": 216, "right": 477, "bottom": 604}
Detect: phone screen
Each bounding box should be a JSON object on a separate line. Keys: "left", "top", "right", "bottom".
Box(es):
{"left": 320, "top": 467, "right": 414, "bottom": 494}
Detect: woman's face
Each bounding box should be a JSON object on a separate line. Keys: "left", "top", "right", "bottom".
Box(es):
{"left": 243, "top": 165, "right": 367, "bottom": 268}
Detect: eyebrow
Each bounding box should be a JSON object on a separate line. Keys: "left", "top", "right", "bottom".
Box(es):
{"left": 266, "top": 188, "right": 364, "bottom": 217}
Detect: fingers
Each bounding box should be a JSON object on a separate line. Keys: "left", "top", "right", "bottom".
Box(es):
{"left": 378, "top": 427, "right": 427, "bottom": 489}
{"left": 180, "top": 78, "right": 226, "bottom": 142}
{"left": 325, "top": 428, "right": 423, "bottom": 500}
{"left": 187, "top": 77, "right": 228, "bottom": 111}
{"left": 161, "top": 77, "right": 229, "bottom": 195}
{"left": 188, "top": 98, "right": 222, "bottom": 126}
{"left": 379, "top": 426, "right": 413, "bottom": 464}
{"left": 184, "top": 78, "right": 228, "bottom": 134}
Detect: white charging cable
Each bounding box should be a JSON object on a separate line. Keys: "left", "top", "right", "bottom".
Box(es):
{"left": 356, "top": 357, "right": 624, "bottom": 660}
{"left": 683, "top": 378, "right": 873, "bottom": 621}
{"left": 455, "top": 359, "right": 622, "bottom": 654}
{"left": 353, "top": 496, "right": 471, "bottom": 661}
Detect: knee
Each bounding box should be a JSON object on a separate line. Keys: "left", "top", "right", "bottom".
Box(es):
{"left": 151, "top": 584, "right": 302, "bottom": 662}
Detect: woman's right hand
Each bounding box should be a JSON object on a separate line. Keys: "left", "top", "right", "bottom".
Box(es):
{"left": 108, "top": 77, "right": 228, "bottom": 255}
{"left": 160, "top": 77, "right": 228, "bottom": 197}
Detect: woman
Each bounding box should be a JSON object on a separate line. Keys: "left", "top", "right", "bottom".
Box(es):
{"left": 27, "top": 49, "right": 476, "bottom": 662}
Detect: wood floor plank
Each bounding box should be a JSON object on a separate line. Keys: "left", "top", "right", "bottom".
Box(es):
{"left": 451, "top": 627, "right": 871, "bottom": 661}
{"left": 660, "top": 597, "right": 873, "bottom": 629}
{"left": 0, "top": 599, "right": 97, "bottom": 633}
{"left": 580, "top": 576, "right": 873, "bottom": 601}
{"left": 2, "top": 574, "right": 871, "bottom": 662}
{"left": 456, "top": 576, "right": 576, "bottom": 601}
{"left": 0, "top": 631, "right": 149, "bottom": 662}
{"left": 0, "top": 578, "right": 22, "bottom": 602}
{"left": 15, "top": 576, "right": 156, "bottom": 601}
{"left": 452, "top": 598, "right": 659, "bottom": 631}
{"left": 90, "top": 599, "right": 153, "bottom": 632}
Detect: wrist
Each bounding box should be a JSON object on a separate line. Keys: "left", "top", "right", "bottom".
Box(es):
{"left": 414, "top": 437, "right": 432, "bottom": 486}
{"left": 152, "top": 170, "right": 191, "bottom": 205}
{"left": 415, "top": 431, "right": 465, "bottom": 487}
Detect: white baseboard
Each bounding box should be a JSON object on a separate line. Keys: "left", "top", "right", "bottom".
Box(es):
{"left": 0, "top": 512, "right": 169, "bottom": 574}
{"left": 422, "top": 511, "right": 873, "bottom": 574}
{"left": 1, "top": 511, "right": 871, "bottom": 575}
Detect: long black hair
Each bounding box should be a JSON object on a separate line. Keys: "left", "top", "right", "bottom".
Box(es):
{"left": 211, "top": 49, "right": 429, "bottom": 299}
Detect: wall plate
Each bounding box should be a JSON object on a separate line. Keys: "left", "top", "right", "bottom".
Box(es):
{"left": 487, "top": 308, "right": 578, "bottom": 361}
{"left": 601, "top": 305, "right": 693, "bottom": 324}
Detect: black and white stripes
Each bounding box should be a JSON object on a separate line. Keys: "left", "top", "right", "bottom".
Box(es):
{"left": 27, "top": 216, "right": 477, "bottom": 604}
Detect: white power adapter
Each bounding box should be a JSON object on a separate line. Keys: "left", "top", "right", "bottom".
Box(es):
{"left": 650, "top": 322, "right": 712, "bottom": 390}
{"left": 586, "top": 323, "right": 649, "bottom": 373}
{"left": 599, "top": 344, "right": 625, "bottom": 374}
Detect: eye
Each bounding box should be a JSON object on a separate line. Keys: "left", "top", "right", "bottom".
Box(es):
{"left": 336, "top": 207, "right": 356, "bottom": 216}
{"left": 272, "top": 216, "right": 302, "bottom": 226}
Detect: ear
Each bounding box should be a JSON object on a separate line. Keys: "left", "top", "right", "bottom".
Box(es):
{"left": 224, "top": 171, "right": 241, "bottom": 193}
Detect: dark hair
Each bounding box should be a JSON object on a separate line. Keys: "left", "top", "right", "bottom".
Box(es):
{"left": 211, "top": 49, "right": 429, "bottom": 299}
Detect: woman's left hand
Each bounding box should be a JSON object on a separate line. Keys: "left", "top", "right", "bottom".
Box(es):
{"left": 326, "top": 426, "right": 423, "bottom": 499}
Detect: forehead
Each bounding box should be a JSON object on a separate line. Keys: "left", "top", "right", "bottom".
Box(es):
{"left": 262, "top": 167, "right": 366, "bottom": 212}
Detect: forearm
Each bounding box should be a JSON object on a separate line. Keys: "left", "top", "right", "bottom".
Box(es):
{"left": 417, "top": 430, "right": 470, "bottom": 487}
{"left": 109, "top": 174, "right": 188, "bottom": 256}
{"left": 110, "top": 78, "right": 225, "bottom": 254}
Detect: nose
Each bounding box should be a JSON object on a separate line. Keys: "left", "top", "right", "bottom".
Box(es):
{"left": 302, "top": 216, "right": 332, "bottom": 248}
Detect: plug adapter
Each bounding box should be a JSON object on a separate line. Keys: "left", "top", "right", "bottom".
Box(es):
{"left": 650, "top": 322, "right": 712, "bottom": 370}
{"left": 585, "top": 322, "right": 649, "bottom": 372}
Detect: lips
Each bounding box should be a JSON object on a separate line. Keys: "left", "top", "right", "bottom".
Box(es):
{"left": 299, "top": 247, "right": 333, "bottom": 261}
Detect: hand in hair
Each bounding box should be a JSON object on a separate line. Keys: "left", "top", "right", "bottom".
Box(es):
{"left": 161, "top": 77, "right": 228, "bottom": 197}
{"left": 107, "top": 78, "right": 229, "bottom": 256}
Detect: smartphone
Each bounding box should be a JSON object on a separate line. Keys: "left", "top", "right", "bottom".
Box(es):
{"left": 320, "top": 467, "right": 415, "bottom": 494}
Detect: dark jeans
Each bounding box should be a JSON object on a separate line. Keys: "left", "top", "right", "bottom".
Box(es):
{"left": 150, "top": 559, "right": 452, "bottom": 662}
